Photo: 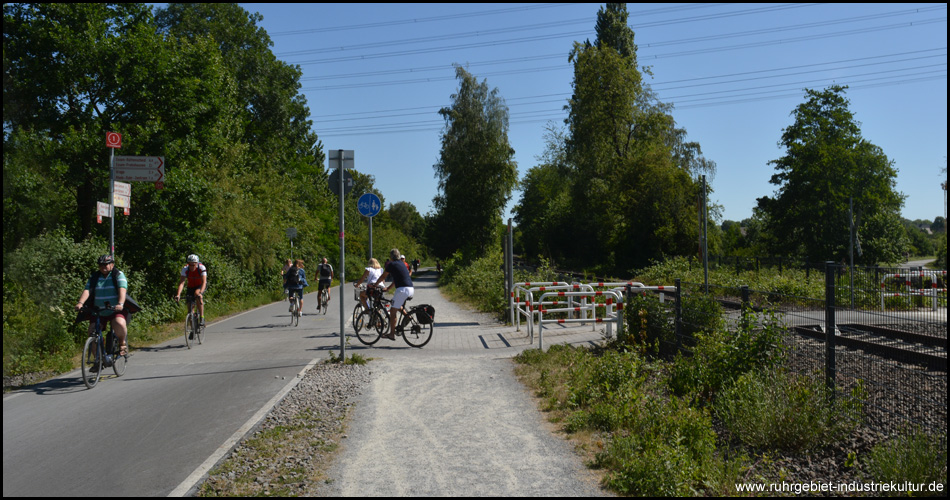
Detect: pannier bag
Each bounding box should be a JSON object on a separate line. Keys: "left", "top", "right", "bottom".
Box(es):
{"left": 415, "top": 304, "right": 435, "bottom": 324}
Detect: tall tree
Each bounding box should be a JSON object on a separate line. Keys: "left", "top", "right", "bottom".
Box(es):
{"left": 430, "top": 65, "right": 517, "bottom": 259}
{"left": 757, "top": 85, "right": 905, "bottom": 263}
{"left": 560, "top": 3, "right": 710, "bottom": 270}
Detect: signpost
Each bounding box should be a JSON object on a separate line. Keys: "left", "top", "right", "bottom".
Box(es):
{"left": 358, "top": 193, "right": 382, "bottom": 259}
{"left": 330, "top": 149, "right": 354, "bottom": 359}
{"left": 106, "top": 133, "right": 121, "bottom": 256}
{"left": 287, "top": 227, "right": 297, "bottom": 259}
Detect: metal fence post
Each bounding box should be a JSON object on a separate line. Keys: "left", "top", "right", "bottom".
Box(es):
{"left": 674, "top": 278, "right": 682, "bottom": 352}
{"left": 740, "top": 284, "right": 750, "bottom": 330}
{"left": 824, "top": 261, "right": 837, "bottom": 394}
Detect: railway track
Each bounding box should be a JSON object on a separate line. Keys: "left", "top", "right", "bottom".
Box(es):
{"left": 792, "top": 322, "right": 947, "bottom": 372}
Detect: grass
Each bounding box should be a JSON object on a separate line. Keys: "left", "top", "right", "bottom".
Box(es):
{"left": 862, "top": 429, "right": 948, "bottom": 493}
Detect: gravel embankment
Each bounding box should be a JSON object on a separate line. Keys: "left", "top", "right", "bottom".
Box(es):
{"left": 198, "top": 362, "right": 374, "bottom": 496}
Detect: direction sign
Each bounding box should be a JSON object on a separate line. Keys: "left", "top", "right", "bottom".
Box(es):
{"left": 328, "top": 149, "right": 354, "bottom": 169}
{"left": 358, "top": 193, "right": 382, "bottom": 217}
{"left": 97, "top": 201, "right": 112, "bottom": 218}
{"left": 114, "top": 156, "right": 165, "bottom": 182}
{"left": 329, "top": 168, "right": 354, "bottom": 196}
{"left": 286, "top": 227, "right": 297, "bottom": 239}
{"left": 113, "top": 194, "right": 131, "bottom": 208}
{"left": 114, "top": 181, "right": 131, "bottom": 197}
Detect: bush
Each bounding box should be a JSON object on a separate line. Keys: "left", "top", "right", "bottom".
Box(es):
{"left": 593, "top": 395, "right": 720, "bottom": 496}
{"left": 863, "top": 430, "right": 947, "bottom": 492}
{"left": 3, "top": 231, "right": 111, "bottom": 376}
{"left": 714, "top": 367, "right": 863, "bottom": 451}
{"left": 667, "top": 306, "right": 786, "bottom": 401}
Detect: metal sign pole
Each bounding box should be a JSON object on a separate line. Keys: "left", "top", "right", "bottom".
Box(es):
{"left": 338, "top": 150, "right": 346, "bottom": 359}
{"left": 110, "top": 147, "right": 115, "bottom": 256}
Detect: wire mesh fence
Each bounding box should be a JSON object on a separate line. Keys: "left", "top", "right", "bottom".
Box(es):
{"left": 631, "top": 262, "right": 947, "bottom": 436}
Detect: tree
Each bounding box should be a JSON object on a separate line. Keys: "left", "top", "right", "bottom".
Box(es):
{"left": 757, "top": 85, "right": 906, "bottom": 263}
{"left": 430, "top": 65, "right": 517, "bottom": 259}
{"left": 559, "top": 3, "right": 709, "bottom": 271}
{"left": 388, "top": 201, "right": 425, "bottom": 241}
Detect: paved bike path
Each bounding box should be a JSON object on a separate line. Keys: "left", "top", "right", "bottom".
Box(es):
{"left": 319, "top": 270, "right": 611, "bottom": 496}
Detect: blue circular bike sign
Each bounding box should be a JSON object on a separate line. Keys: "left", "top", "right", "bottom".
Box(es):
{"left": 358, "top": 193, "right": 382, "bottom": 217}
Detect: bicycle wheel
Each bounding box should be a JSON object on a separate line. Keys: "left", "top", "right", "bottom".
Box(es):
{"left": 373, "top": 308, "right": 390, "bottom": 336}
{"left": 291, "top": 299, "right": 300, "bottom": 327}
{"left": 355, "top": 311, "right": 380, "bottom": 346}
{"left": 352, "top": 303, "right": 365, "bottom": 331}
{"left": 402, "top": 313, "right": 433, "bottom": 348}
{"left": 81, "top": 336, "right": 101, "bottom": 389}
{"left": 185, "top": 313, "right": 194, "bottom": 348}
{"left": 320, "top": 290, "right": 329, "bottom": 315}
{"left": 110, "top": 335, "right": 127, "bottom": 377}
{"left": 195, "top": 313, "right": 204, "bottom": 345}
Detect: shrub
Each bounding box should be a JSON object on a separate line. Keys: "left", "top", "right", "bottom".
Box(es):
{"left": 714, "top": 367, "right": 863, "bottom": 451}
{"left": 863, "top": 430, "right": 947, "bottom": 492}
{"left": 667, "top": 306, "right": 786, "bottom": 401}
{"left": 593, "top": 395, "right": 719, "bottom": 496}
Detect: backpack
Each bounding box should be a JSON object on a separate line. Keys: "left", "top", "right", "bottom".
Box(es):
{"left": 285, "top": 266, "right": 301, "bottom": 287}
{"left": 319, "top": 263, "right": 333, "bottom": 279}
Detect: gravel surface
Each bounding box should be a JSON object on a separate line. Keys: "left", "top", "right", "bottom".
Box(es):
{"left": 197, "top": 362, "right": 374, "bottom": 496}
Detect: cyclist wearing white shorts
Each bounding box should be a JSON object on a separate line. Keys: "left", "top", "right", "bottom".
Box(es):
{"left": 374, "top": 248, "right": 413, "bottom": 340}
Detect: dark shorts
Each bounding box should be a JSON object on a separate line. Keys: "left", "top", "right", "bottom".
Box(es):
{"left": 288, "top": 288, "right": 303, "bottom": 300}
{"left": 89, "top": 310, "right": 129, "bottom": 328}
{"left": 318, "top": 279, "right": 332, "bottom": 291}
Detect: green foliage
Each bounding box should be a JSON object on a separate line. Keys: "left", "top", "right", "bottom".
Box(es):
{"left": 863, "top": 430, "right": 947, "bottom": 491}
{"left": 514, "top": 344, "right": 742, "bottom": 497}
{"left": 2, "top": 4, "right": 430, "bottom": 378}
{"left": 758, "top": 85, "right": 906, "bottom": 263}
{"left": 430, "top": 65, "right": 518, "bottom": 260}
{"left": 440, "top": 250, "right": 508, "bottom": 317}
{"left": 714, "top": 367, "right": 863, "bottom": 451}
{"left": 667, "top": 306, "right": 786, "bottom": 400}
{"left": 3, "top": 230, "right": 111, "bottom": 375}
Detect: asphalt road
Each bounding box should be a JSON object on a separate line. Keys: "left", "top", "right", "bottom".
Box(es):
{"left": 3, "top": 270, "right": 609, "bottom": 497}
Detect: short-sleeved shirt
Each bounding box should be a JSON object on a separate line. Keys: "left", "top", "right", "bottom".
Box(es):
{"left": 85, "top": 271, "right": 128, "bottom": 316}
{"left": 181, "top": 264, "right": 207, "bottom": 289}
{"left": 385, "top": 260, "right": 413, "bottom": 289}
{"left": 364, "top": 267, "right": 383, "bottom": 286}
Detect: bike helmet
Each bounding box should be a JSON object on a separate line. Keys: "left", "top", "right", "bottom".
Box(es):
{"left": 187, "top": 254, "right": 199, "bottom": 263}
{"left": 98, "top": 254, "right": 114, "bottom": 265}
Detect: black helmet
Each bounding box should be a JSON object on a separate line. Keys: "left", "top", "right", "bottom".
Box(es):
{"left": 98, "top": 254, "right": 114, "bottom": 265}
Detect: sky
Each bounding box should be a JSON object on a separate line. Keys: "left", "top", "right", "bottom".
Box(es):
{"left": 240, "top": 3, "right": 947, "bottom": 225}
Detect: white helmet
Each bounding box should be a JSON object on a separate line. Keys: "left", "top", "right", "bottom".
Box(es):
{"left": 187, "top": 254, "right": 199, "bottom": 263}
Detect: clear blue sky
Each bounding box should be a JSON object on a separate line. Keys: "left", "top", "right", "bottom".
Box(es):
{"left": 241, "top": 3, "right": 947, "bottom": 225}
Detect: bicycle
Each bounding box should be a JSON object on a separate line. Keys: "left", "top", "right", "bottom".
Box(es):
{"left": 357, "top": 292, "right": 435, "bottom": 348}
{"left": 179, "top": 293, "right": 204, "bottom": 348}
{"left": 353, "top": 286, "right": 390, "bottom": 346}
{"left": 78, "top": 304, "right": 128, "bottom": 389}
{"left": 289, "top": 291, "right": 301, "bottom": 327}
{"left": 318, "top": 286, "right": 330, "bottom": 315}
{"left": 392, "top": 297, "right": 435, "bottom": 348}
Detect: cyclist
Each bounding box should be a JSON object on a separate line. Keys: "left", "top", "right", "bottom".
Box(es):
{"left": 400, "top": 254, "right": 412, "bottom": 276}
{"left": 316, "top": 256, "right": 334, "bottom": 312}
{"left": 175, "top": 254, "right": 207, "bottom": 330}
{"left": 353, "top": 258, "right": 384, "bottom": 310}
{"left": 374, "top": 248, "right": 414, "bottom": 340}
{"left": 284, "top": 259, "right": 309, "bottom": 312}
{"left": 74, "top": 254, "right": 129, "bottom": 366}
